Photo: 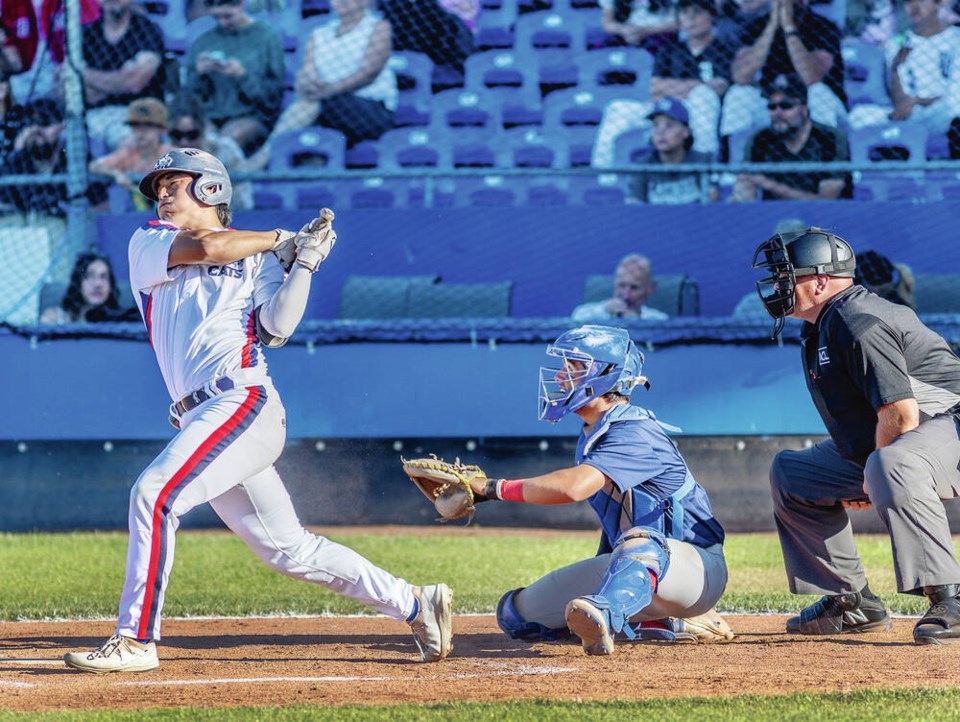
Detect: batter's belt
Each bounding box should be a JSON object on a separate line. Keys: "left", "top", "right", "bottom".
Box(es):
{"left": 173, "top": 377, "right": 237, "bottom": 416}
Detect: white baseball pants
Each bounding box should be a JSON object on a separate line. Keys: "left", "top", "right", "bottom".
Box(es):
{"left": 116, "top": 383, "right": 416, "bottom": 641}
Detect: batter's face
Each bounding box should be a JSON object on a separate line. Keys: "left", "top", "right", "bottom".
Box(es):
{"left": 81, "top": 260, "right": 112, "bottom": 308}
{"left": 154, "top": 172, "right": 204, "bottom": 223}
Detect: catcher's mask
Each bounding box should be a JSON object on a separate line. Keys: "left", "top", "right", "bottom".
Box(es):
{"left": 539, "top": 325, "right": 649, "bottom": 423}
{"left": 752, "top": 227, "right": 856, "bottom": 339}
{"left": 138, "top": 147, "right": 233, "bottom": 206}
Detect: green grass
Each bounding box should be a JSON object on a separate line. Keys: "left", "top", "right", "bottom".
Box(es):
{"left": 1, "top": 529, "right": 956, "bottom": 619}
{"left": 2, "top": 689, "right": 960, "bottom": 721}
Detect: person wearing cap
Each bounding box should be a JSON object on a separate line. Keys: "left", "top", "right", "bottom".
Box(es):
{"left": 720, "top": 0, "right": 847, "bottom": 141}
{"left": 731, "top": 73, "right": 851, "bottom": 201}
{"left": 89, "top": 98, "right": 174, "bottom": 210}
{"left": 0, "top": 98, "right": 107, "bottom": 215}
{"left": 628, "top": 97, "right": 719, "bottom": 204}
{"left": 599, "top": 0, "right": 678, "bottom": 52}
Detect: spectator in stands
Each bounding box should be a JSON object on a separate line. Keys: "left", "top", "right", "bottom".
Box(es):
{"left": 0, "top": 76, "right": 28, "bottom": 162}
{"left": 599, "top": 0, "right": 679, "bottom": 53}
{"left": 40, "top": 251, "right": 137, "bottom": 323}
{"left": 89, "top": 98, "right": 174, "bottom": 210}
{"left": 76, "top": 0, "right": 165, "bottom": 151}
{"left": 247, "top": 0, "right": 396, "bottom": 168}
{"left": 379, "top": 0, "right": 475, "bottom": 71}
{"left": 184, "top": 0, "right": 285, "bottom": 155}
{"left": 628, "top": 97, "right": 719, "bottom": 203}
{"left": 855, "top": 249, "right": 916, "bottom": 309}
{"left": 167, "top": 100, "right": 253, "bottom": 209}
{"left": 720, "top": 0, "right": 847, "bottom": 143}
{"left": 715, "top": 0, "right": 771, "bottom": 44}
{"left": 731, "top": 73, "right": 851, "bottom": 201}
{"left": 0, "top": 98, "right": 106, "bottom": 215}
{"left": 571, "top": 254, "right": 669, "bottom": 322}
{"left": 847, "top": 0, "right": 960, "bottom": 146}
{"left": 592, "top": 0, "right": 733, "bottom": 166}
{"left": 1, "top": 0, "right": 39, "bottom": 78}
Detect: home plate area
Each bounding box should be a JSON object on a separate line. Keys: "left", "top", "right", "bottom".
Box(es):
{"left": 0, "top": 615, "right": 956, "bottom": 712}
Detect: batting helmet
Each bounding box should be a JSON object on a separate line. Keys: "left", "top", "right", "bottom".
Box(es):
{"left": 538, "top": 325, "right": 649, "bottom": 423}
{"left": 752, "top": 227, "right": 856, "bottom": 338}
{"left": 138, "top": 147, "right": 233, "bottom": 206}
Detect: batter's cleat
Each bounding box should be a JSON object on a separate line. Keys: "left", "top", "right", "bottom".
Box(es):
{"left": 913, "top": 585, "right": 960, "bottom": 645}
{"left": 786, "top": 592, "right": 892, "bottom": 635}
{"left": 64, "top": 634, "right": 159, "bottom": 674}
{"left": 565, "top": 597, "right": 615, "bottom": 656}
{"left": 409, "top": 584, "right": 453, "bottom": 662}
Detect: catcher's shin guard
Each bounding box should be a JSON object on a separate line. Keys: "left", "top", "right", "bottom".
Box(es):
{"left": 592, "top": 527, "right": 671, "bottom": 636}
{"left": 496, "top": 589, "right": 569, "bottom": 642}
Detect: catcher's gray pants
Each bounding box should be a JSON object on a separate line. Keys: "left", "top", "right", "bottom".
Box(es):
{"left": 513, "top": 539, "right": 727, "bottom": 629}
{"left": 771, "top": 414, "right": 960, "bottom": 597}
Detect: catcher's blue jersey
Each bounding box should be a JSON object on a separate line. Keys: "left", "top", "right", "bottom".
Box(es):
{"left": 576, "top": 404, "right": 724, "bottom": 550}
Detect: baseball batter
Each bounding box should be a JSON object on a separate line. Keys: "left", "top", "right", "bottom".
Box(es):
{"left": 63, "top": 148, "right": 452, "bottom": 673}
{"left": 472, "top": 325, "right": 733, "bottom": 654}
{"left": 753, "top": 228, "right": 960, "bottom": 643}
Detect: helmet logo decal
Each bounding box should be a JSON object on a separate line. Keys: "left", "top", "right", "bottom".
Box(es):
{"left": 153, "top": 154, "right": 174, "bottom": 170}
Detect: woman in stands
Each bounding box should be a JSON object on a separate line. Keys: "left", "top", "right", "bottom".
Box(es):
{"left": 40, "top": 252, "right": 136, "bottom": 323}
{"left": 248, "top": 0, "right": 397, "bottom": 168}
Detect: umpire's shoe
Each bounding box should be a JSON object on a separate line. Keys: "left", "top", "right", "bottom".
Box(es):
{"left": 565, "top": 597, "right": 615, "bottom": 656}
{"left": 409, "top": 584, "right": 453, "bottom": 662}
{"left": 786, "top": 592, "right": 892, "bottom": 635}
{"left": 64, "top": 634, "right": 159, "bottom": 673}
{"left": 913, "top": 584, "right": 960, "bottom": 645}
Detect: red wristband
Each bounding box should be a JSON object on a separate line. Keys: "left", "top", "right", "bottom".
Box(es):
{"left": 498, "top": 479, "right": 525, "bottom": 502}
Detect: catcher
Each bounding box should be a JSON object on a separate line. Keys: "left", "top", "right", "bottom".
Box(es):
{"left": 403, "top": 325, "right": 733, "bottom": 654}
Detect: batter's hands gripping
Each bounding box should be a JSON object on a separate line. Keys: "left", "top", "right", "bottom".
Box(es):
{"left": 401, "top": 454, "right": 489, "bottom": 523}
{"left": 271, "top": 208, "right": 336, "bottom": 273}
{"left": 294, "top": 208, "right": 337, "bottom": 273}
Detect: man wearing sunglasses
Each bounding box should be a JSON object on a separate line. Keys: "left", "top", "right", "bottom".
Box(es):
{"left": 731, "top": 72, "right": 851, "bottom": 201}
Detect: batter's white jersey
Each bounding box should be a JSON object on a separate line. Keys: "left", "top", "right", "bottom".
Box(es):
{"left": 128, "top": 219, "right": 285, "bottom": 402}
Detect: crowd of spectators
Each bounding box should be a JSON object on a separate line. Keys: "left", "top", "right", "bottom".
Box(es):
{"left": 0, "top": 0, "right": 958, "bottom": 219}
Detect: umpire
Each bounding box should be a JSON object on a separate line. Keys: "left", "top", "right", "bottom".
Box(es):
{"left": 752, "top": 227, "right": 960, "bottom": 645}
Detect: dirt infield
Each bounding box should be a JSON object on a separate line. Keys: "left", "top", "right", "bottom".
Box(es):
{"left": 1, "top": 615, "right": 958, "bottom": 712}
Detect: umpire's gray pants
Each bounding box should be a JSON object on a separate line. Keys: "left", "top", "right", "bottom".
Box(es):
{"left": 771, "top": 414, "right": 960, "bottom": 597}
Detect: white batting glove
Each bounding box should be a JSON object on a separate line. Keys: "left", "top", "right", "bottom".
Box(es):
{"left": 294, "top": 208, "right": 337, "bottom": 273}
{"left": 271, "top": 229, "right": 298, "bottom": 272}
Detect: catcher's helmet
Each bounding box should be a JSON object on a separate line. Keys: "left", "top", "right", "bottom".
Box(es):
{"left": 538, "top": 325, "right": 649, "bottom": 423}
{"left": 752, "top": 227, "right": 856, "bottom": 338}
{"left": 138, "top": 147, "right": 232, "bottom": 206}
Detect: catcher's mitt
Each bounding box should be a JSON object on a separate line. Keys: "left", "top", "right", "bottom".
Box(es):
{"left": 401, "top": 454, "right": 488, "bottom": 523}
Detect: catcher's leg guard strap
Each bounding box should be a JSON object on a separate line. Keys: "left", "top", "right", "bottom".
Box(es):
{"left": 496, "top": 589, "right": 568, "bottom": 642}
{"left": 593, "top": 527, "right": 671, "bottom": 635}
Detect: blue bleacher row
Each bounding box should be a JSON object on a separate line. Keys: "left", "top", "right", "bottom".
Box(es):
{"left": 128, "top": 0, "right": 957, "bottom": 210}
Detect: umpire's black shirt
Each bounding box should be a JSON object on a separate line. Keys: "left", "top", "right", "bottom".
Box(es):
{"left": 800, "top": 284, "right": 960, "bottom": 465}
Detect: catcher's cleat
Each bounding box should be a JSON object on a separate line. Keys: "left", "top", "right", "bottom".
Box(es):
{"left": 64, "top": 634, "right": 159, "bottom": 674}
{"left": 409, "top": 583, "right": 453, "bottom": 662}
{"left": 786, "top": 592, "right": 892, "bottom": 635}
{"left": 913, "top": 585, "right": 960, "bottom": 645}
{"left": 565, "top": 598, "right": 615, "bottom": 656}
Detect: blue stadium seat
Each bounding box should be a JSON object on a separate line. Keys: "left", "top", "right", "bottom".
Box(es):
{"left": 554, "top": 124, "right": 601, "bottom": 167}
{"left": 268, "top": 126, "right": 346, "bottom": 170}
{"left": 476, "top": 0, "right": 518, "bottom": 50}
{"left": 501, "top": 127, "right": 561, "bottom": 168}
{"left": 301, "top": 0, "right": 331, "bottom": 19}
{"left": 577, "top": 47, "right": 653, "bottom": 97}
{"left": 389, "top": 52, "right": 434, "bottom": 105}
{"left": 295, "top": 184, "right": 342, "bottom": 210}
{"left": 429, "top": 89, "right": 500, "bottom": 135}
{"left": 613, "top": 127, "right": 652, "bottom": 165}
{"left": 524, "top": 181, "right": 570, "bottom": 206}
{"left": 347, "top": 177, "right": 401, "bottom": 209}
{"left": 515, "top": 12, "right": 588, "bottom": 92}
{"left": 841, "top": 38, "right": 889, "bottom": 107}
{"left": 454, "top": 175, "right": 518, "bottom": 207}
{"left": 850, "top": 122, "right": 929, "bottom": 166}
{"left": 568, "top": 174, "right": 627, "bottom": 205}
{"left": 378, "top": 128, "right": 453, "bottom": 170}
{"left": 542, "top": 87, "right": 631, "bottom": 131}
{"left": 727, "top": 127, "right": 759, "bottom": 163}
{"left": 464, "top": 51, "right": 541, "bottom": 101}
{"left": 447, "top": 127, "right": 502, "bottom": 167}
{"left": 345, "top": 141, "right": 380, "bottom": 169}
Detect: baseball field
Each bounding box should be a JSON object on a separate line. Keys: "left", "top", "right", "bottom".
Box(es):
{"left": 1, "top": 527, "right": 959, "bottom": 720}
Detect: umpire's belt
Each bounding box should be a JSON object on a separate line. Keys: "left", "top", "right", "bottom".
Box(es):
{"left": 174, "top": 378, "right": 236, "bottom": 416}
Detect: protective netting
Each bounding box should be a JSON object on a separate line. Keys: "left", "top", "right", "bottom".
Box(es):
{"left": 1, "top": 0, "right": 958, "bottom": 327}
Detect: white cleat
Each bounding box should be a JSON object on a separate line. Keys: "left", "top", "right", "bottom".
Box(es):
{"left": 409, "top": 584, "right": 453, "bottom": 662}
{"left": 565, "top": 598, "right": 615, "bottom": 656}
{"left": 64, "top": 634, "right": 159, "bottom": 674}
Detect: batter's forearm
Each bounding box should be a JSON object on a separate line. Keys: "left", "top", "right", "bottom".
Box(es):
{"left": 258, "top": 265, "right": 312, "bottom": 338}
